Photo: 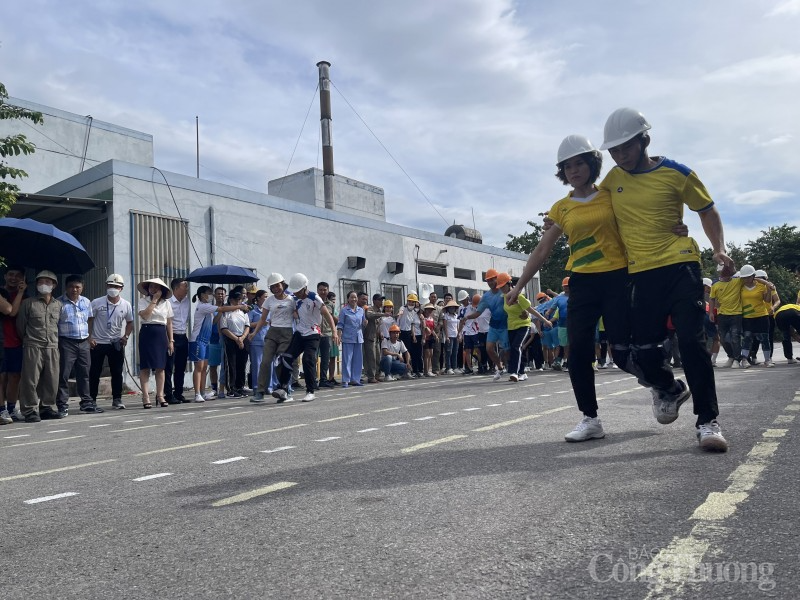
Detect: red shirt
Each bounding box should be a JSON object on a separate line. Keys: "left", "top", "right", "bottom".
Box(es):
{"left": 1, "top": 289, "right": 23, "bottom": 348}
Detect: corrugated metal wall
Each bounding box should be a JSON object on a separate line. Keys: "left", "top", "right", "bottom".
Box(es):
{"left": 130, "top": 211, "right": 190, "bottom": 287}
{"left": 73, "top": 218, "right": 109, "bottom": 300}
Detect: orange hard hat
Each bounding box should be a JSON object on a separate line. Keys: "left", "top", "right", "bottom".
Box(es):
{"left": 562, "top": 276, "right": 570, "bottom": 287}
{"left": 484, "top": 268, "right": 499, "bottom": 281}
{"left": 496, "top": 272, "right": 512, "bottom": 287}
{"left": 536, "top": 292, "right": 549, "bottom": 301}
{"left": 389, "top": 324, "right": 400, "bottom": 332}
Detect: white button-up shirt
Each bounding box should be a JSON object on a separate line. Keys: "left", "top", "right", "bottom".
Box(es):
{"left": 169, "top": 294, "right": 191, "bottom": 334}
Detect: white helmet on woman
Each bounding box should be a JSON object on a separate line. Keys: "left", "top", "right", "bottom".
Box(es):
{"left": 266, "top": 272, "right": 285, "bottom": 287}
{"left": 739, "top": 264, "right": 756, "bottom": 277}
{"left": 286, "top": 273, "right": 309, "bottom": 294}
{"left": 755, "top": 269, "right": 768, "bottom": 279}
{"left": 557, "top": 135, "right": 598, "bottom": 164}
{"left": 600, "top": 108, "right": 651, "bottom": 150}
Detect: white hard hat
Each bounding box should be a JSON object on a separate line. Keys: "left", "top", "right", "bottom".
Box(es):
{"left": 286, "top": 273, "right": 309, "bottom": 294}
{"left": 35, "top": 270, "right": 58, "bottom": 284}
{"left": 733, "top": 271, "right": 741, "bottom": 278}
{"left": 557, "top": 134, "right": 597, "bottom": 164}
{"left": 739, "top": 264, "right": 756, "bottom": 277}
{"left": 755, "top": 269, "right": 768, "bottom": 279}
{"left": 702, "top": 278, "right": 712, "bottom": 287}
{"left": 266, "top": 272, "right": 285, "bottom": 287}
{"left": 106, "top": 273, "right": 125, "bottom": 285}
{"left": 457, "top": 290, "right": 469, "bottom": 302}
{"left": 600, "top": 108, "right": 652, "bottom": 150}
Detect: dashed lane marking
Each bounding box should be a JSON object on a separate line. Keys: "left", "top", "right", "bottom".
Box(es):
{"left": 401, "top": 435, "right": 467, "bottom": 454}
{"left": 0, "top": 459, "right": 117, "bottom": 482}
{"left": 4, "top": 435, "right": 30, "bottom": 439}
{"left": 486, "top": 388, "right": 508, "bottom": 394}
{"left": 463, "top": 408, "right": 481, "bottom": 411}
{"left": 212, "top": 481, "right": 297, "bottom": 507}
{"left": 762, "top": 428, "right": 787, "bottom": 438}
{"left": 47, "top": 430, "right": 69, "bottom": 434}
{"left": 357, "top": 428, "right": 380, "bottom": 433}
{"left": 784, "top": 403, "right": 800, "bottom": 411}
{"left": 471, "top": 406, "right": 572, "bottom": 432}
{"left": 447, "top": 395, "right": 475, "bottom": 400}
{"left": 314, "top": 436, "right": 341, "bottom": 442}
{"left": 212, "top": 456, "right": 248, "bottom": 464}
{"left": 1, "top": 435, "right": 85, "bottom": 449}
{"left": 373, "top": 406, "right": 401, "bottom": 413}
{"left": 385, "top": 422, "right": 408, "bottom": 427}
{"left": 774, "top": 415, "right": 795, "bottom": 424}
{"left": 438, "top": 412, "right": 456, "bottom": 416}
{"left": 114, "top": 421, "right": 185, "bottom": 432}
{"left": 260, "top": 446, "right": 296, "bottom": 453}
{"left": 245, "top": 423, "right": 308, "bottom": 436}
{"left": 414, "top": 416, "right": 436, "bottom": 421}
{"left": 507, "top": 400, "right": 521, "bottom": 403}
{"left": 486, "top": 403, "right": 502, "bottom": 407}
{"left": 135, "top": 439, "right": 223, "bottom": 456}
{"left": 133, "top": 473, "right": 172, "bottom": 482}
{"left": 316, "top": 413, "right": 363, "bottom": 423}
{"left": 123, "top": 420, "right": 144, "bottom": 423}
{"left": 203, "top": 411, "right": 254, "bottom": 420}
{"left": 89, "top": 424, "right": 111, "bottom": 428}
{"left": 406, "top": 400, "right": 440, "bottom": 407}
{"left": 24, "top": 492, "right": 79, "bottom": 505}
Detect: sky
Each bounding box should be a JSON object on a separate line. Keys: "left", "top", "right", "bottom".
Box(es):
{"left": 1, "top": 0, "right": 798, "bottom": 250}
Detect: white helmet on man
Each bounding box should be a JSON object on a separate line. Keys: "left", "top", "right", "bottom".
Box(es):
{"left": 457, "top": 290, "right": 469, "bottom": 302}
{"left": 755, "top": 269, "right": 768, "bottom": 279}
{"left": 286, "top": 273, "right": 309, "bottom": 294}
{"left": 557, "top": 135, "right": 598, "bottom": 164}
{"left": 702, "top": 278, "right": 712, "bottom": 287}
{"left": 600, "top": 108, "right": 652, "bottom": 150}
{"left": 266, "top": 272, "right": 285, "bottom": 287}
{"left": 739, "top": 264, "right": 756, "bottom": 277}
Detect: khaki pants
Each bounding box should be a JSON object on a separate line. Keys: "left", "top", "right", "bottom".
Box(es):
{"left": 19, "top": 346, "right": 59, "bottom": 415}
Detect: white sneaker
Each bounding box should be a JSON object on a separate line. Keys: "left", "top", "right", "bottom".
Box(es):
{"left": 651, "top": 379, "right": 691, "bottom": 424}
{"left": 725, "top": 358, "right": 736, "bottom": 368}
{"left": 519, "top": 373, "right": 528, "bottom": 381}
{"left": 0, "top": 409, "right": 12, "bottom": 425}
{"left": 788, "top": 358, "right": 797, "bottom": 364}
{"left": 302, "top": 392, "right": 315, "bottom": 402}
{"left": 565, "top": 416, "right": 605, "bottom": 442}
{"left": 446, "top": 369, "right": 455, "bottom": 375}
{"left": 762, "top": 361, "right": 775, "bottom": 368}
{"left": 509, "top": 373, "right": 519, "bottom": 382}
{"left": 193, "top": 394, "right": 205, "bottom": 403}
{"left": 492, "top": 370, "right": 502, "bottom": 382}
{"left": 204, "top": 392, "right": 216, "bottom": 401}
{"left": 385, "top": 375, "right": 397, "bottom": 381}
{"left": 427, "top": 371, "right": 437, "bottom": 377}
{"left": 696, "top": 420, "right": 728, "bottom": 452}
{"left": 740, "top": 359, "right": 750, "bottom": 369}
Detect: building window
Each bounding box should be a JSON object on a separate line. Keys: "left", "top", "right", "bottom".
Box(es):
{"left": 381, "top": 284, "right": 406, "bottom": 310}
{"left": 131, "top": 211, "right": 190, "bottom": 291}
{"left": 339, "top": 278, "right": 369, "bottom": 300}
{"left": 453, "top": 267, "right": 476, "bottom": 280}
{"left": 417, "top": 261, "right": 447, "bottom": 277}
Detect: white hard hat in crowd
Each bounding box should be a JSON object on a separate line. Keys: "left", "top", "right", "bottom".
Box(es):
{"left": 35, "top": 270, "right": 58, "bottom": 284}
{"left": 457, "top": 290, "right": 469, "bottom": 302}
{"left": 557, "top": 134, "right": 597, "bottom": 164}
{"left": 733, "top": 271, "right": 741, "bottom": 278}
{"left": 755, "top": 269, "right": 768, "bottom": 278}
{"left": 702, "top": 278, "right": 712, "bottom": 287}
{"left": 106, "top": 273, "right": 124, "bottom": 285}
{"left": 266, "top": 272, "right": 285, "bottom": 287}
{"left": 286, "top": 273, "right": 309, "bottom": 294}
{"left": 739, "top": 264, "right": 756, "bottom": 277}
{"left": 600, "top": 108, "right": 651, "bottom": 150}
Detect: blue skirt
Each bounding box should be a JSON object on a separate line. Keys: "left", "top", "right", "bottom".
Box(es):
{"left": 139, "top": 324, "right": 168, "bottom": 370}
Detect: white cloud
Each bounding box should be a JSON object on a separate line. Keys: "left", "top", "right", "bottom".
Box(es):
{"left": 766, "top": 0, "right": 800, "bottom": 16}
{"left": 730, "top": 190, "right": 793, "bottom": 206}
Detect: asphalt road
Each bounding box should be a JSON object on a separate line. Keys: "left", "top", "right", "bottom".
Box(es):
{"left": 2, "top": 359, "right": 798, "bottom": 599}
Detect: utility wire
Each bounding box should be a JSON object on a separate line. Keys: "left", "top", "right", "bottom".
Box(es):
{"left": 277, "top": 83, "right": 319, "bottom": 196}
{"left": 329, "top": 80, "right": 449, "bottom": 227}
{"left": 151, "top": 167, "right": 203, "bottom": 267}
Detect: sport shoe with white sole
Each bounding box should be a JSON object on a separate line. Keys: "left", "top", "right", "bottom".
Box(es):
{"left": 696, "top": 420, "right": 728, "bottom": 452}
{"left": 519, "top": 373, "right": 528, "bottom": 381}
{"left": 509, "top": 373, "right": 519, "bottom": 382}
{"left": 740, "top": 359, "right": 750, "bottom": 369}
{"left": 651, "top": 379, "right": 691, "bottom": 424}
{"left": 302, "top": 392, "right": 315, "bottom": 402}
{"left": 724, "top": 357, "right": 735, "bottom": 368}
{"left": 193, "top": 394, "right": 205, "bottom": 403}
{"left": 272, "top": 388, "right": 288, "bottom": 403}
{"left": 492, "top": 370, "right": 502, "bottom": 382}
{"left": 111, "top": 398, "right": 126, "bottom": 410}
{"left": 565, "top": 416, "right": 605, "bottom": 442}
{"left": 788, "top": 358, "right": 797, "bottom": 364}
{"left": 0, "top": 409, "right": 12, "bottom": 425}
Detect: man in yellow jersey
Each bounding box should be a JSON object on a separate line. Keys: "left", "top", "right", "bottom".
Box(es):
{"left": 600, "top": 108, "right": 733, "bottom": 452}
{"left": 748, "top": 269, "right": 781, "bottom": 365}
{"left": 709, "top": 270, "right": 746, "bottom": 368}
{"left": 774, "top": 302, "right": 800, "bottom": 364}
{"left": 738, "top": 265, "right": 774, "bottom": 367}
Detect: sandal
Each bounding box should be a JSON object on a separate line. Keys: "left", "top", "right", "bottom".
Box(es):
{"left": 157, "top": 396, "right": 169, "bottom": 407}
{"left": 142, "top": 394, "right": 153, "bottom": 409}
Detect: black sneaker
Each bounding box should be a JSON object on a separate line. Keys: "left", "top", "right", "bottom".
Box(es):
{"left": 80, "top": 403, "right": 93, "bottom": 412}
{"left": 167, "top": 397, "right": 182, "bottom": 405}
{"left": 40, "top": 407, "right": 64, "bottom": 420}
{"left": 112, "top": 398, "right": 126, "bottom": 410}
{"left": 90, "top": 403, "right": 105, "bottom": 414}
{"left": 24, "top": 412, "right": 41, "bottom": 423}
{"left": 58, "top": 406, "right": 69, "bottom": 418}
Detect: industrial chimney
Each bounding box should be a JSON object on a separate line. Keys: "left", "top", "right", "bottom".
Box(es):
{"left": 317, "top": 61, "right": 335, "bottom": 210}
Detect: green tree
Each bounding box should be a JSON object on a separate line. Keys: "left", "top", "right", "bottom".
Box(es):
{"left": 1, "top": 82, "right": 43, "bottom": 217}
{"left": 744, "top": 225, "right": 800, "bottom": 273}
{"left": 505, "top": 220, "right": 571, "bottom": 293}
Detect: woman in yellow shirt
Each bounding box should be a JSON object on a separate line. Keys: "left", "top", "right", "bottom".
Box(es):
{"left": 738, "top": 265, "right": 774, "bottom": 367}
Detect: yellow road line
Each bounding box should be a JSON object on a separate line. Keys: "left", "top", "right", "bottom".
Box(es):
{"left": 212, "top": 481, "right": 297, "bottom": 507}
{"left": 135, "top": 439, "right": 223, "bottom": 456}
{"left": 0, "top": 459, "right": 117, "bottom": 482}
{"left": 202, "top": 411, "right": 253, "bottom": 420}
{"left": 783, "top": 403, "right": 800, "bottom": 411}
{"left": 774, "top": 414, "right": 795, "bottom": 424}
{"left": 316, "top": 413, "right": 363, "bottom": 423}
{"left": 762, "top": 428, "right": 787, "bottom": 438}
{"left": 472, "top": 414, "right": 542, "bottom": 432}
{"left": 1, "top": 435, "right": 86, "bottom": 449}
{"left": 245, "top": 423, "right": 308, "bottom": 436}
{"left": 401, "top": 435, "right": 467, "bottom": 454}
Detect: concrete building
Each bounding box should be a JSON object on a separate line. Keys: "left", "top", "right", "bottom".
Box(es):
{"left": 2, "top": 98, "right": 536, "bottom": 385}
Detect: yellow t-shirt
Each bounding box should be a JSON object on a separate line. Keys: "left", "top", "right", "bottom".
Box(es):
{"left": 548, "top": 189, "right": 628, "bottom": 273}
{"left": 710, "top": 279, "right": 743, "bottom": 315}
{"left": 775, "top": 303, "right": 800, "bottom": 315}
{"left": 741, "top": 282, "right": 769, "bottom": 319}
{"left": 600, "top": 158, "right": 713, "bottom": 274}
{"left": 504, "top": 293, "right": 532, "bottom": 331}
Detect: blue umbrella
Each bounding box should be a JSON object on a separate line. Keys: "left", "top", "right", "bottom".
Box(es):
{"left": 186, "top": 264, "right": 258, "bottom": 284}
{"left": 0, "top": 217, "right": 95, "bottom": 274}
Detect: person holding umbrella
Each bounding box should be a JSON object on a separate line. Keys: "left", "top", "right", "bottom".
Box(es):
{"left": 137, "top": 277, "right": 174, "bottom": 408}
{"left": 16, "top": 270, "right": 63, "bottom": 422}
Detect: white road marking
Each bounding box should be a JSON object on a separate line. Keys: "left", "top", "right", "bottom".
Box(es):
{"left": 357, "top": 428, "right": 379, "bottom": 433}
{"left": 24, "top": 492, "right": 79, "bottom": 505}
{"left": 486, "top": 403, "right": 502, "bottom": 407}
{"left": 203, "top": 410, "right": 220, "bottom": 413}
{"left": 463, "top": 408, "right": 481, "bottom": 411}
{"left": 385, "top": 422, "right": 408, "bottom": 427}
{"left": 507, "top": 400, "right": 521, "bottom": 403}
{"left": 123, "top": 420, "right": 143, "bottom": 423}
{"left": 89, "top": 424, "right": 111, "bottom": 428}
{"left": 438, "top": 412, "right": 456, "bottom": 416}
{"left": 154, "top": 416, "right": 172, "bottom": 419}
{"left": 414, "top": 416, "right": 436, "bottom": 421}
{"left": 212, "top": 481, "right": 297, "bottom": 507}
{"left": 260, "top": 446, "right": 296, "bottom": 453}
{"left": 3, "top": 434, "right": 29, "bottom": 439}
{"left": 133, "top": 473, "right": 172, "bottom": 482}
{"left": 47, "top": 430, "right": 69, "bottom": 434}
{"left": 314, "top": 436, "right": 341, "bottom": 442}
{"left": 540, "top": 394, "right": 551, "bottom": 397}
{"left": 212, "top": 456, "right": 248, "bottom": 464}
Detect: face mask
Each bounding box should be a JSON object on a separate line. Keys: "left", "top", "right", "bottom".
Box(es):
{"left": 107, "top": 288, "right": 121, "bottom": 298}
{"left": 37, "top": 284, "right": 53, "bottom": 295}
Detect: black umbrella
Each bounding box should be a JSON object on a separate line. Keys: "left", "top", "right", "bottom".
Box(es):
{"left": 0, "top": 217, "right": 95, "bottom": 274}
{"left": 186, "top": 264, "right": 258, "bottom": 284}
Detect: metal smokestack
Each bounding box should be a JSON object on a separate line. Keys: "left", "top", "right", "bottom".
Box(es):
{"left": 317, "top": 61, "right": 335, "bottom": 210}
